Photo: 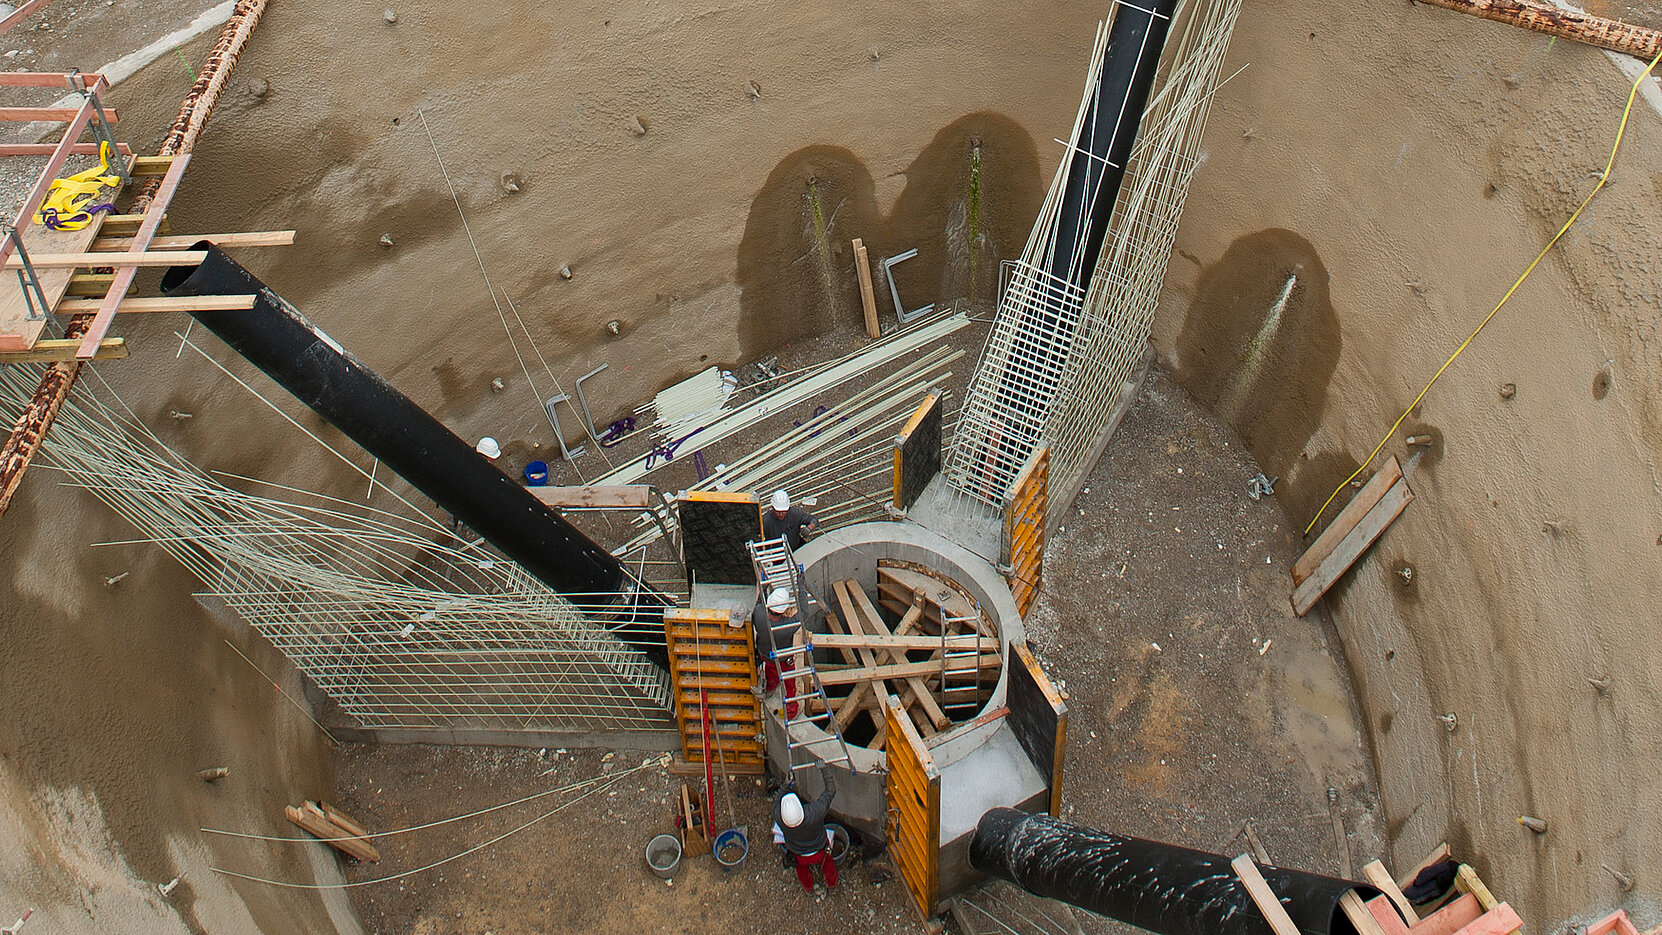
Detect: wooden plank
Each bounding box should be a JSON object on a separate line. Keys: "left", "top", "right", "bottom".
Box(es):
{"left": 1294, "top": 456, "right": 1404, "bottom": 584}
{"left": 0, "top": 141, "right": 130, "bottom": 155}
{"left": 0, "top": 338, "right": 126, "bottom": 364}
{"left": 853, "top": 238, "right": 880, "bottom": 339}
{"left": 1361, "top": 860, "right": 1418, "bottom": 923}
{"left": 842, "top": 580, "right": 952, "bottom": 731}
{"left": 1230, "top": 855, "right": 1301, "bottom": 935}
{"left": 1291, "top": 476, "right": 1414, "bottom": 615}
{"left": 285, "top": 804, "right": 379, "bottom": 862}
{"left": 1339, "top": 890, "right": 1396, "bottom": 935}
{"left": 89, "top": 230, "right": 295, "bottom": 251}
{"left": 0, "top": 106, "right": 119, "bottom": 123}
{"left": 78, "top": 152, "right": 190, "bottom": 359}
{"left": 3, "top": 249, "right": 206, "bottom": 269}
{"left": 53, "top": 295, "right": 257, "bottom": 314}
{"left": 1452, "top": 865, "right": 1497, "bottom": 912}
{"left": 95, "top": 213, "right": 168, "bottom": 236}
{"left": 1412, "top": 894, "right": 1483, "bottom": 935}
{"left": 832, "top": 579, "right": 898, "bottom": 746}
{"left": 1364, "top": 894, "right": 1413, "bottom": 935}
{"left": 530, "top": 484, "right": 653, "bottom": 510}
{"left": 65, "top": 273, "right": 116, "bottom": 296}
{"left": 812, "top": 633, "right": 996, "bottom": 653}
{"left": 818, "top": 655, "right": 999, "bottom": 686}
{"left": 318, "top": 802, "right": 370, "bottom": 839}
{"left": 1450, "top": 905, "right": 1522, "bottom": 935}
{"left": 1587, "top": 911, "right": 1643, "bottom": 935}
{"left": 1397, "top": 841, "right": 1450, "bottom": 889}
{"left": 128, "top": 154, "right": 179, "bottom": 176}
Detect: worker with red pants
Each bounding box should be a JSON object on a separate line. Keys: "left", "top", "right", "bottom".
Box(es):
{"left": 774, "top": 767, "right": 838, "bottom": 892}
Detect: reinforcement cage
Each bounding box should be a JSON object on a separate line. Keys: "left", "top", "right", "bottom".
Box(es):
{"left": 0, "top": 362, "right": 672, "bottom": 731}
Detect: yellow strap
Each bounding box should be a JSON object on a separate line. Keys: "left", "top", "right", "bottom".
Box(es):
{"left": 1305, "top": 49, "right": 1662, "bottom": 535}
{"left": 34, "top": 141, "right": 122, "bottom": 231}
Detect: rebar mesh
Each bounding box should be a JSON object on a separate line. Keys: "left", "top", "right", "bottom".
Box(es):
{"left": 0, "top": 363, "right": 671, "bottom": 732}
{"left": 946, "top": 0, "right": 1242, "bottom": 505}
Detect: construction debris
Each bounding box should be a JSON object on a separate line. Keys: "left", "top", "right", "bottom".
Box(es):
{"left": 285, "top": 800, "right": 379, "bottom": 863}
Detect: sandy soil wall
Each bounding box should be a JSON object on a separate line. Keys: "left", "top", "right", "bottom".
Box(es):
{"left": 1152, "top": 2, "right": 1662, "bottom": 928}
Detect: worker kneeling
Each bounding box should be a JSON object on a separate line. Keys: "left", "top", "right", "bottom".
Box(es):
{"left": 773, "top": 767, "right": 838, "bottom": 893}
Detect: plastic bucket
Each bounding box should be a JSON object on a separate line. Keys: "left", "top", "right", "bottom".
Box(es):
{"left": 523, "top": 460, "right": 549, "bottom": 486}
{"left": 646, "top": 833, "right": 681, "bottom": 879}
{"left": 827, "top": 822, "right": 852, "bottom": 866}
{"left": 713, "top": 828, "right": 748, "bottom": 872}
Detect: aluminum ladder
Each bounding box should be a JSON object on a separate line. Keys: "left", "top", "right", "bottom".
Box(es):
{"left": 939, "top": 610, "right": 986, "bottom": 718}
{"left": 746, "top": 536, "right": 854, "bottom": 774}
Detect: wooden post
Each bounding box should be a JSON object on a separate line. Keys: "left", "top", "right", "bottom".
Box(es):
{"left": 1230, "top": 855, "right": 1301, "bottom": 935}
{"left": 852, "top": 237, "right": 880, "bottom": 339}
{"left": 1413, "top": 0, "right": 1662, "bottom": 63}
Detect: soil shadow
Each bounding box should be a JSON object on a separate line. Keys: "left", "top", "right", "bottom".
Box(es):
{"left": 735, "top": 113, "right": 1043, "bottom": 359}
{"left": 1174, "top": 228, "right": 1342, "bottom": 523}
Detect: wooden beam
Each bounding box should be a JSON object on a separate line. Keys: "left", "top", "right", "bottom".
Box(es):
{"left": 1451, "top": 905, "right": 1523, "bottom": 935}
{"left": 853, "top": 238, "right": 880, "bottom": 339}
{"left": 0, "top": 0, "right": 55, "bottom": 39}
{"left": 1361, "top": 859, "right": 1418, "bottom": 923}
{"left": 284, "top": 803, "right": 379, "bottom": 862}
{"left": 812, "top": 633, "right": 997, "bottom": 653}
{"left": 1412, "top": 0, "right": 1662, "bottom": 63}
{"left": 1339, "top": 890, "right": 1395, "bottom": 935}
{"left": 78, "top": 152, "right": 191, "bottom": 359}
{"left": 530, "top": 484, "right": 654, "bottom": 510}
{"left": 53, "top": 294, "right": 257, "bottom": 314}
{"left": 128, "top": 154, "right": 179, "bottom": 176}
{"left": 0, "top": 106, "right": 118, "bottom": 123}
{"left": 3, "top": 249, "right": 204, "bottom": 270}
{"left": 818, "top": 655, "right": 999, "bottom": 686}
{"left": 0, "top": 338, "right": 126, "bottom": 364}
{"left": 1292, "top": 475, "right": 1414, "bottom": 615}
{"left": 0, "top": 141, "right": 131, "bottom": 156}
{"left": 96, "top": 213, "right": 169, "bottom": 236}
{"left": 1413, "top": 895, "right": 1484, "bottom": 935}
{"left": 1452, "top": 864, "right": 1498, "bottom": 911}
{"left": 841, "top": 579, "right": 952, "bottom": 731}
{"left": 1230, "top": 855, "right": 1301, "bottom": 935}
{"left": 1295, "top": 457, "right": 1403, "bottom": 584}
{"left": 89, "top": 230, "right": 296, "bottom": 251}
{"left": 66, "top": 273, "right": 116, "bottom": 296}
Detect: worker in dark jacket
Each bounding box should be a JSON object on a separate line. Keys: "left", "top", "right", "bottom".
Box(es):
{"left": 763, "top": 490, "right": 818, "bottom": 549}
{"left": 774, "top": 767, "right": 838, "bottom": 892}
{"left": 752, "top": 587, "right": 802, "bottom": 718}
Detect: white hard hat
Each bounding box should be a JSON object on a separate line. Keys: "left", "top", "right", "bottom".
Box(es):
{"left": 766, "top": 587, "right": 794, "bottom": 614}
{"left": 771, "top": 490, "right": 791, "bottom": 512}
{"left": 780, "top": 792, "right": 804, "bottom": 827}
{"left": 475, "top": 437, "right": 501, "bottom": 459}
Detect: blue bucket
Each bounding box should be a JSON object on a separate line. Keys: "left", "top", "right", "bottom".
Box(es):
{"left": 524, "top": 460, "right": 549, "bottom": 485}
{"left": 714, "top": 828, "right": 748, "bottom": 872}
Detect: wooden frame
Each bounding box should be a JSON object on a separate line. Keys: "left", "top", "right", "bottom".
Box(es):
{"left": 663, "top": 608, "right": 764, "bottom": 772}
{"left": 1292, "top": 456, "right": 1414, "bottom": 615}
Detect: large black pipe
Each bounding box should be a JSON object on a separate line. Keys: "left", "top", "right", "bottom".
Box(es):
{"left": 970, "top": 809, "right": 1387, "bottom": 935}
{"left": 161, "top": 244, "right": 669, "bottom": 665}
{"left": 1046, "top": 0, "right": 1177, "bottom": 293}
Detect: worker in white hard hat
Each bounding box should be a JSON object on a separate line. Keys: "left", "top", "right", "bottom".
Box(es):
{"left": 763, "top": 489, "right": 817, "bottom": 549}
{"left": 773, "top": 767, "right": 839, "bottom": 892}
{"left": 475, "top": 437, "right": 502, "bottom": 460}
{"left": 752, "top": 586, "right": 803, "bottom": 719}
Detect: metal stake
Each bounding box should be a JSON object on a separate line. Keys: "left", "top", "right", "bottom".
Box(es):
{"left": 4, "top": 223, "right": 50, "bottom": 322}
{"left": 573, "top": 363, "right": 608, "bottom": 440}
{"left": 543, "top": 394, "right": 588, "bottom": 461}
{"left": 881, "top": 248, "right": 936, "bottom": 324}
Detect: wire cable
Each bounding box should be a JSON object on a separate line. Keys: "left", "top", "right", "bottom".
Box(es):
{"left": 1304, "top": 48, "right": 1662, "bottom": 535}
{"left": 207, "top": 759, "right": 658, "bottom": 889}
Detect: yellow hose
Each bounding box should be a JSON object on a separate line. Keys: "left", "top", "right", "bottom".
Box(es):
{"left": 1304, "top": 49, "right": 1662, "bottom": 536}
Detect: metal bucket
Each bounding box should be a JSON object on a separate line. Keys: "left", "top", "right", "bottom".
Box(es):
{"left": 646, "top": 833, "right": 682, "bottom": 879}
{"left": 714, "top": 827, "right": 749, "bottom": 872}
{"left": 827, "top": 822, "right": 852, "bottom": 866}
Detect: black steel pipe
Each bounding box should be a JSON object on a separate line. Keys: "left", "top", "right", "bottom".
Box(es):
{"left": 1047, "top": 0, "right": 1178, "bottom": 293}
{"left": 969, "top": 809, "right": 1385, "bottom": 935}
{"left": 161, "top": 244, "right": 669, "bottom": 664}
